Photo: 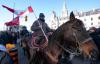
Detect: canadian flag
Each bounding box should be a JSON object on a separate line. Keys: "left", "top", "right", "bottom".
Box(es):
{"left": 2, "top": 5, "right": 33, "bottom": 16}
{"left": 5, "top": 16, "right": 19, "bottom": 26}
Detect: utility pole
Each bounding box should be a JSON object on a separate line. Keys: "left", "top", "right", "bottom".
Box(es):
{"left": 13, "top": 2, "right": 15, "bottom": 20}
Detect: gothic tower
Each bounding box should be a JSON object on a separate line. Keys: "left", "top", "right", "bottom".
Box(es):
{"left": 61, "top": 0, "right": 68, "bottom": 18}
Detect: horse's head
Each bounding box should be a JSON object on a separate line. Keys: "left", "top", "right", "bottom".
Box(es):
{"left": 62, "top": 11, "right": 99, "bottom": 60}
{"left": 41, "top": 12, "right": 99, "bottom": 64}
{"left": 56, "top": 12, "right": 86, "bottom": 54}
{"left": 68, "top": 12, "right": 90, "bottom": 45}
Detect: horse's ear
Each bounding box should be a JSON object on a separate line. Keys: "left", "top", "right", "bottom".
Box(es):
{"left": 70, "top": 11, "right": 75, "bottom": 21}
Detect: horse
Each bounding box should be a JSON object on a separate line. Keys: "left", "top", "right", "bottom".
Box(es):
{"left": 22, "top": 12, "right": 99, "bottom": 64}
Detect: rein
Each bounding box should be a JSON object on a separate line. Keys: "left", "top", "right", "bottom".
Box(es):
{"left": 37, "top": 20, "right": 48, "bottom": 43}
{"left": 56, "top": 43, "right": 80, "bottom": 55}
{"left": 56, "top": 25, "right": 93, "bottom": 56}
{"left": 71, "top": 27, "right": 93, "bottom": 55}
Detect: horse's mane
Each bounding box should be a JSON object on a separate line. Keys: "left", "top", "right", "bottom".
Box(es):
{"left": 49, "top": 21, "right": 69, "bottom": 45}
{"left": 49, "top": 18, "right": 84, "bottom": 46}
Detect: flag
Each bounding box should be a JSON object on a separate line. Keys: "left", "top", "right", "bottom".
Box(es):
{"left": 2, "top": 5, "right": 15, "bottom": 13}
{"left": 19, "top": 6, "right": 33, "bottom": 16}
{"left": 2, "top": 5, "right": 33, "bottom": 16}
{"left": 5, "top": 16, "right": 19, "bottom": 26}
{"left": 2, "top": 5, "right": 21, "bottom": 15}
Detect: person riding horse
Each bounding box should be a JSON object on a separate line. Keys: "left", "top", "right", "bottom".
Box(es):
{"left": 31, "top": 13, "right": 53, "bottom": 45}
{"left": 28, "top": 12, "right": 99, "bottom": 64}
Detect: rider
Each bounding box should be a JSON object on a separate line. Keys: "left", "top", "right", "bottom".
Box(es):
{"left": 31, "top": 13, "right": 53, "bottom": 44}
{"left": 20, "top": 26, "right": 29, "bottom": 37}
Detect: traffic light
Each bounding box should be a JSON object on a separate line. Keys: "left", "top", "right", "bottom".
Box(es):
{"left": 25, "top": 16, "right": 28, "bottom": 21}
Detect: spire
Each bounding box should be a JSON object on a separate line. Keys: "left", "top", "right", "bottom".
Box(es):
{"left": 52, "top": 11, "right": 56, "bottom": 18}
{"left": 62, "top": 0, "right": 67, "bottom": 11}
{"left": 62, "top": 0, "right": 68, "bottom": 18}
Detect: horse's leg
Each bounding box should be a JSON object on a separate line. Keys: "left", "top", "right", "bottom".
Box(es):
{"left": 25, "top": 44, "right": 31, "bottom": 59}
{"left": 29, "top": 51, "right": 38, "bottom": 64}
{"left": 29, "top": 53, "right": 35, "bottom": 64}
{"left": 29, "top": 50, "right": 48, "bottom": 64}
{"left": 21, "top": 40, "right": 31, "bottom": 60}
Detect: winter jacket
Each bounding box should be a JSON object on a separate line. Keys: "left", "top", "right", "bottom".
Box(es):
{"left": 31, "top": 19, "right": 52, "bottom": 36}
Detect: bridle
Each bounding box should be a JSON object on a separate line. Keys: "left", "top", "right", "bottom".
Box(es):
{"left": 71, "top": 27, "right": 92, "bottom": 55}
{"left": 57, "top": 21, "right": 93, "bottom": 56}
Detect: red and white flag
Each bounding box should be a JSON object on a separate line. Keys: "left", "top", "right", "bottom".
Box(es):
{"left": 19, "top": 6, "right": 33, "bottom": 16}
{"left": 2, "top": 5, "right": 33, "bottom": 16}
{"left": 2, "top": 5, "right": 21, "bottom": 15}
{"left": 5, "top": 16, "right": 19, "bottom": 26}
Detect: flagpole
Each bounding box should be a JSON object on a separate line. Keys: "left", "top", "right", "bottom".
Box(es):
{"left": 13, "top": 2, "right": 15, "bottom": 20}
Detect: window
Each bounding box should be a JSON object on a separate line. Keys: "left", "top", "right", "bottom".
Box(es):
{"left": 98, "top": 16, "right": 100, "bottom": 20}
{"left": 84, "top": 19, "right": 86, "bottom": 21}
{"left": 54, "top": 26, "right": 56, "bottom": 28}
{"left": 91, "top": 22, "right": 93, "bottom": 25}
{"left": 91, "top": 17, "right": 93, "bottom": 21}
{"left": 98, "top": 22, "right": 100, "bottom": 24}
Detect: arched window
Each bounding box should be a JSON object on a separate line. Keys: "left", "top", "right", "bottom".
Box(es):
{"left": 91, "top": 22, "right": 93, "bottom": 25}
{"left": 98, "top": 16, "right": 100, "bottom": 20}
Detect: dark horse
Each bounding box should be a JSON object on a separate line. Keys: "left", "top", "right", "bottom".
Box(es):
{"left": 22, "top": 12, "right": 99, "bottom": 64}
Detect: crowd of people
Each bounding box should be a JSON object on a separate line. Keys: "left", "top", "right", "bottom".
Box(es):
{"left": 0, "top": 26, "right": 30, "bottom": 64}
{"left": 0, "top": 12, "right": 100, "bottom": 64}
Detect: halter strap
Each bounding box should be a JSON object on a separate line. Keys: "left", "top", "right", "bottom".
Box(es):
{"left": 56, "top": 43, "right": 81, "bottom": 55}
{"left": 57, "top": 26, "right": 92, "bottom": 55}
{"left": 81, "top": 37, "right": 92, "bottom": 44}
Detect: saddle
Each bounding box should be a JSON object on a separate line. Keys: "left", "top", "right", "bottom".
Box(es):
{"left": 31, "top": 32, "right": 52, "bottom": 48}
{"left": 35, "top": 36, "right": 46, "bottom": 45}
{"left": 31, "top": 35, "right": 47, "bottom": 49}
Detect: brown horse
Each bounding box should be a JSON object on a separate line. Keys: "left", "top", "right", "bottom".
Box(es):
{"left": 22, "top": 12, "right": 99, "bottom": 64}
